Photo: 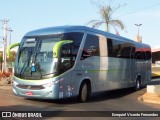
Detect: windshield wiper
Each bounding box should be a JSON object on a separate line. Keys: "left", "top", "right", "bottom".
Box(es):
{"left": 19, "top": 51, "right": 33, "bottom": 77}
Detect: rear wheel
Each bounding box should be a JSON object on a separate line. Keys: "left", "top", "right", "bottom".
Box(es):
{"left": 78, "top": 82, "right": 90, "bottom": 102}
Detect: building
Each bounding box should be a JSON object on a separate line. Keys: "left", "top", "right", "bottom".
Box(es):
{"left": 152, "top": 47, "right": 160, "bottom": 77}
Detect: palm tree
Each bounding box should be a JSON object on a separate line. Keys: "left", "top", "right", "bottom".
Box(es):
{"left": 88, "top": 4, "right": 125, "bottom": 34}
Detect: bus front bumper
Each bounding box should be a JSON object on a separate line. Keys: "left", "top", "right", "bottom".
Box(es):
{"left": 13, "top": 82, "right": 59, "bottom": 99}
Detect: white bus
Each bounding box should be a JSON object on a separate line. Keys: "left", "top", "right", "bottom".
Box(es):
{"left": 10, "top": 26, "right": 151, "bottom": 102}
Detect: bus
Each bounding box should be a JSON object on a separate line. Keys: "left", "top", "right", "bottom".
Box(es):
{"left": 10, "top": 26, "right": 151, "bottom": 102}
{"left": 152, "top": 48, "right": 160, "bottom": 77}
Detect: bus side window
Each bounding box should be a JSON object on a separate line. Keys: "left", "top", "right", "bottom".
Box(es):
{"left": 130, "top": 46, "right": 136, "bottom": 59}
{"left": 135, "top": 45, "right": 144, "bottom": 60}
{"left": 145, "top": 50, "right": 151, "bottom": 60}
{"left": 59, "top": 44, "right": 73, "bottom": 74}
{"left": 81, "top": 34, "right": 100, "bottom": 60}
{"left": 107, "top": 39, "right": 114, "bottom": 57}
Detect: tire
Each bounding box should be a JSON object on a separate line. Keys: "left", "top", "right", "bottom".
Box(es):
{"left": 78, "top": 82, "right": 90, "bottom": 102}
{"left": 135, "top": 78, "right": 141, "bottom": 91}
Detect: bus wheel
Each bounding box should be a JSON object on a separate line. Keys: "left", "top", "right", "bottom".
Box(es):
{"left": 135, "top": 78, "right": 141, "bottom": 91}
{"left": 78, "top": 82, "right": 90, "bottom": 102}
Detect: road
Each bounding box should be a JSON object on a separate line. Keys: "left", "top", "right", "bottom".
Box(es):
{"left": 0, "top": 78, "right": 160, "bottom": 120}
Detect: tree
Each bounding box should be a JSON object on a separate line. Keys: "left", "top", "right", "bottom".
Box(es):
{"left": 88, "top": 1, "right": 125, "bottom": 34}
{"left": 7, "top": 51, "right": 17, "bottom": 62}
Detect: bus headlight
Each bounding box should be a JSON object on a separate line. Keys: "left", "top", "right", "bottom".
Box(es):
{"left": 53, "top": 78, "right": 63, "bottom": 85}
{"left": 53, "top": 80, "right": 60, "bottom": 84}
{"left": 42, "top": 82, "right": 53, "bottom": 88}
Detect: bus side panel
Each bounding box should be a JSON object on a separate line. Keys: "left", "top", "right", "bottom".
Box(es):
{"left": 93, "top": 56, "right": 133, "bottom": 92}
{"left": 72, "top": 57, "right": 94, "bottom": 94}
{"left": 107, "top": 57, "right": 133, "bottom": 90}
{"left": 95, "top": 57, "right": 111, "bottom": 91}
{"left": 130, "top": 59, "right": 136, "bottom": 86}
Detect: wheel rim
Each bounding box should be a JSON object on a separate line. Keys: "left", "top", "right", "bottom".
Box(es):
{"left": 137, "top": 80, "right": 140, "bottom": 89}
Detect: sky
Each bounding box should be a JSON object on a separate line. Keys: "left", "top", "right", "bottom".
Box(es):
{"left": 0, "top": 0, "right": 160, "bottom": 49}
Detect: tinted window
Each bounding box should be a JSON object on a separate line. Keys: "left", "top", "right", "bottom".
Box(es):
{"left": 59, "top": 44, "right": 72, "bottom": 74}
{"left": 144, "top": 47, "right": 151, "bottom": 60}
{"left": 119, "top": 43, "right": 132, "bottom": 58}
{"left": 58, "top": 32, "right": 84, "bottom": 74}
{"left": 81, "top": 34, "right": 100, "bottom": 60}
{"left": 146, "top": 51, "right": 151, "bottom": 60}
{"left": 63, "top": 32, "right": 84, "bottom": 60}
{"left": 107, "top": 39, "right": 114, "bottom": 57}
{"left": 130, "top": 46, "right": 136, "bottom": 59}
{"left": 107, "top": 38, "right": 151, "bottom": 60}
{"left": 135, "top": 45, "right": 144, "bottom": 60}
{"left": 107, "top": 39, "right": 132, "bottom": 59}
{"left": 113, "top": 40, "right": 122, "bottom": 57}
{"left": 129, "top": 44, "right": 151, "bottom": 60}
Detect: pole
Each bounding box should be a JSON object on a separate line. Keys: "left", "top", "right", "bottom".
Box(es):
{"left": 1, "top": 19, "right": 9, "bottom": 72}
{"left": 8, "top": 28, "right": 13, "bottom": 45}
{"left": 135, "top": 24, "right": 142, "bottom": 42}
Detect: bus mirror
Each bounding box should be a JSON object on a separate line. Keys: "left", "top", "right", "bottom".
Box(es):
{"left": 7, "top": 42, "right": 20, "bottom": 58}
{"left": 53, "top": 40, "right": 73, "bottom": 58}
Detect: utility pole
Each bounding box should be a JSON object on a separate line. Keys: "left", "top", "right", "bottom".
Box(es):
{"left": 1, "top": 19, "right": 9, "bottom": 72}
{"left": 135, "top": 24, "right": 142, "bottom": 42}
{"left": 8, "top": 28, "right": 13, "bottom": 45}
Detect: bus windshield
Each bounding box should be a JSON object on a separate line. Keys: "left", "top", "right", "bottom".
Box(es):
{"left": 15, "top": 36, "right": 61, "bottom": 79}
{"left": 14, "top": 32, "right": 84, "bottom": 80}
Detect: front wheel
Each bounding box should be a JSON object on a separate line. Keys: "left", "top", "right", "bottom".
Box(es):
{"left": 135, "top": 78, "right": 141, "bottom": 91}
{"left": 78, "top": 82, "right": 90, "bottom": 102}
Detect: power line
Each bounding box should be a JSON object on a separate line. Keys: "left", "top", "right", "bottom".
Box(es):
{"left": 117, "top": 2, "right": 160, "bottom": 18}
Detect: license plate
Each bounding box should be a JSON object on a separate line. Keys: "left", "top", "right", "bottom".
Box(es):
{"left": 25, "top": 92, "right": 34, "bottom": 96}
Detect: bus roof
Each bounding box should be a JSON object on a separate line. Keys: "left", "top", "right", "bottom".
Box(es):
{"left": 24, "top": 25, "right": 149, "bottom": 46}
